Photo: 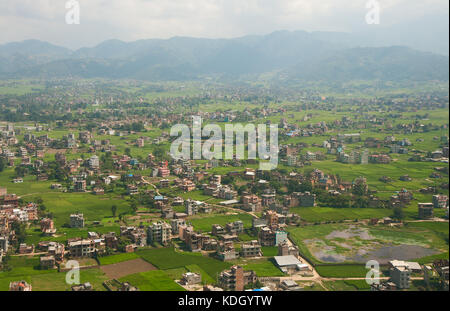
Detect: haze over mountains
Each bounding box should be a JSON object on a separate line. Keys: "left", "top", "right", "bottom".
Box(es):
{"left": 0, "top": 30, "right": 448, "bottom": 82}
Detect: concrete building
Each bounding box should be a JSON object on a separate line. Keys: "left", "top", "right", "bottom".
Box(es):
{"left": 418, "top": 203, "right": 434, "bottom": 219}
{"left": 147, "top": 221, "right": 172, "bottom": 245}
{"left": 218, "top": 266, "right": 257, "bottom": 291}
{"left": 70, "top": 213, "right": 85, "bottom": 228}
{"left": 390, "top": 266, "right": 411, "bottom": 289}
{"left": 68, "top": 239, "right": 97, "bottom": 258}
{"left": 240, "top": 241, "right": 262, "bottom": 258}
{"left": 274, "top": 255, "right": 308, "bottom": 274}
{"left": 181, "top": 272, "right": 202, "bottom": 285}
{"left": 278, "top": 241, "right": 299, "bottom": 257}
{"left": 9, "top": 281, "right": 32, "bottom": 291}
{"left": 433, "top": 195, "right": 449, "bottom": 209}
{"left": 226, "top": 220, "right": 244, "bottom": 235}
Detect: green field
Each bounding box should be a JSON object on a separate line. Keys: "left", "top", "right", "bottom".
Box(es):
{"left": 136, "top": 247, "right": 231, "bottom": 281}
{"left": 119, "top": 270, "right": 185, "bottom": 291}
{"left": 98, "top": 253, "right": 140, "bottom": 265}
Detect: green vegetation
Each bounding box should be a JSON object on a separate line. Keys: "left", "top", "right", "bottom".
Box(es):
{"left": 119, "top": 270, "right": 185, "bottom": 291}
{"left": 98, "top": 253, "right": 140, "bottom": 265}
{"left": 136, "top": 247, "right": 231, "bottom": 281}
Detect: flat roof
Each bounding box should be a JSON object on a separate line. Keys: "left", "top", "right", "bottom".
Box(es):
{"left": 274, "top": 255, "right": 302, "bottom": 267}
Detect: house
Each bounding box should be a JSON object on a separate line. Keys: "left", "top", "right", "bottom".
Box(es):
{"left": 147, "top": 221, "right": 172, "bottom": 245}
{"left": 218, "top": 266, "right": 257, "bottom": 291}
{"left": 40, "top": 255, "right": 56, "bottom": 269}
{"left": 70, "top": 213, "right": 85, "bottom": 228}
{"left": 68, "top": 238, "right": 103, "bottom": 258}
{"left": 433, "top": 195, "right": 449, "bottom": 209}
{"left": 240, "top": 241, "right": 262, "bottom": 258}
{"left": 418, "top": 203, "right": 434, "bottom": 219}
{"left": 9, "top": 281, "right": 32, "bottom": 291}
{"left": 181, "top": 272, "right": 202, "bottom": 285}
{"left": 242, "top": 195, "right": 262, "bottom": 212}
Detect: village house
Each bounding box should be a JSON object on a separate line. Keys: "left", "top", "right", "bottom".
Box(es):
{"left": 218, "top": 266, "right": 257, "bottom": 291}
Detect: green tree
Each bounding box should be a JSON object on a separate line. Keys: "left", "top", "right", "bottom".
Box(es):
{"left": 111, "top": 205, "right": 117, "bottom": 217}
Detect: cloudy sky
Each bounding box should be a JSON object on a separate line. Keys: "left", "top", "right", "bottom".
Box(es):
{"left": 0, "top": 0, "right": 448, "bottom": 49}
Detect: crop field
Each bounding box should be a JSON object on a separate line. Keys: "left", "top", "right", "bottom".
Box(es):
{"left": 239, "top": 258, "right": 284, "bottom": 277}
{"left": 100, "top": 258, "right": 157, "bottom": 279}
{"left": 25, "top": 192, "right": 132, "bottom": 226}
{"left": 136, "top": 247, "right": 231, "bottom": 281}
{"left": 119, "top": 270, "right": 185, "bottom": 291}
{"left": 98, "top": 253, "right": 140, "bottom": 265}
{"left": 187, "top": 213, "right": 253, "bottom": 232}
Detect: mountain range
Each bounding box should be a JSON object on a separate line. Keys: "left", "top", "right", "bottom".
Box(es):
{"left": 0, "top": 30, "right": 448, "bottom": 82}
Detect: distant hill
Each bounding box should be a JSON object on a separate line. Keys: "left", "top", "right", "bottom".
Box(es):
{"left": 0, "top": 31, "right": 448, "bottom": 82}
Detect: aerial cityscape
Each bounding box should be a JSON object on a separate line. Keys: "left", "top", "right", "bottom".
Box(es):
{"left": 0, "top": 0, "right": 448, "bottom": 294}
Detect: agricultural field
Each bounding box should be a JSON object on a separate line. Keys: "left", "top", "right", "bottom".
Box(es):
{"left": 118, "top": 270, "right": 185, "bottom": 291}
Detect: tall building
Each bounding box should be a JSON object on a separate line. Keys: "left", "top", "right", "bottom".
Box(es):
{"left": 70, "top": 213, "right": 85, "bottom": 228}
{"left": 147, "top": 221, "right": 172, "bottom": 245}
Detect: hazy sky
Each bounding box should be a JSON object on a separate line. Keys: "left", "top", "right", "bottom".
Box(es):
{"left": 0, "top": 0, "right": 448, "bottom": 49}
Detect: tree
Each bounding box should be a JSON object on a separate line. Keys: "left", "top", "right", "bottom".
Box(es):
{"left": 0, "top": 157, "right": 6, "bottom": 172}
{"left": 111, "top": 205, "right": 117, "bottom": 217}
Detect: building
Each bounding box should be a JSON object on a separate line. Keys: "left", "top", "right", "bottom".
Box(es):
{"left": 9, "top": 281, "right": 32, "bottom": 291}
{"left": 181, "top": 272, "right": 202, "bottom": 285}
{"left": 68, "top": 239, "right": 97, "bottom": 258}
{"left": 240, "top": 241, "right": 262, "bottom": 258}
{"left": 284, "top": 192, "right": 316, "bottom": 208}
{"left": 390, "top": 266, "right": 411, "bottom": 289}
{"left": 75, "top": 179, "right": 86, "bottom": 192}
{"left": 40, "top": 218, "right": 56, "bottom": 235}
{"left": 274, "top": 255, "right": 307, "bottom": 274}
{"left": 147, "top": 221, "right": 172, "bottom": 245}
{"left": 258, "top": 227, "right": 275, "bottom": 246}
{"left": 170, "top": 219, "right": 186, "bottom": 236}
{"left": 70, "top": 213, "right": 85, "bottom": 228}
{"left": 278, "top": 241, "right": 299, "bottom": 257}
{"left": 275, "top": 231, "right": 288, "bottom": 246}
{"left": 242, "top": 195, "right": 262, "bottom": 212}
{"left": 88, "top": 155, "right": 100, "bottom": 169}
{"left": 433, "top": 195, "right": 449, "bottom": 209}
{"left": 218, "top": 266, "right": 257, "bottom": 291}
{"left": 0, "top": 236, "right": 8, "bottom": 253}
{"left": 212, "top": 224, "right": 226, "bottom": 236}
{"left": 40, "top": 255, "right": 56, "bottom": 269}
{"left": 418, "top": 203, "right": 434, "bottom": 219}
{"left": 226, "top": 220, "right": 244, "bottom": 235}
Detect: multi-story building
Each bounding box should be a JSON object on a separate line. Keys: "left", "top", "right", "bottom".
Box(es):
{"left": 390, "top": 266, "right": 411, "bottom": 289}
{"left": 70, "top": 213, "right": 85, "bottom": 228}
{"left": 284, "top": 192, "right": 316, "bottom": 208}
{"left": 147, "top": 221, "right": 172, "bottom": 245}
{"left": 418, "top": 203, "right": 434, "bottom": 219}
{"left": 218, "top": 266, "right": 257, "bottom": 291}
{"left": 226, "top": 221, "right": 244, "bottom": 235}
{"left": 278, "top": 241, "right": 299, "bottom": 257}
{"left": 68, "top": 239, "right": 97, "bottom": 258}
{"left": 240, "top": 241, "right": 262, "bottom": 258}
{"left": 433, "top": 195, "right": 449, "bottom": 209}
{"left": 170, "top": 219, "right": 186, "bottom": 236}
{"left": 258, "top": 226, "right": 276, "bottom": 246}
{"left": 242, "top": 195, "right": 262, "bottom": 212}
